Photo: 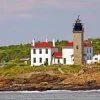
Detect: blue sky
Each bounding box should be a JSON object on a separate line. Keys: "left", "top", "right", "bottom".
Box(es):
{"left": 0, "top": 0, "right": 100, "bottom": 46}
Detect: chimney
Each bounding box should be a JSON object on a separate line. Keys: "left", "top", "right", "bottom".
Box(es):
{"left": 32, "top": 39, "right": 35, "bottom": 46}
{"left": 91, "top": 41, "right": 93, "bottom": 44}
{"left": 46, "top": 39, "right": 48, "bottom": 42}
{"left": 53, "top": 38, "right": 55, "bottom": 47}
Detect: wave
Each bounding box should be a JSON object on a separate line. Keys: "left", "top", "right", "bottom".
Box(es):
{"left": 0, "top": 89, "right": 100, "bottom": 93}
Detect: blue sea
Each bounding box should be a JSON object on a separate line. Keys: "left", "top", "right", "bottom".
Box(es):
{"left": 0, "top": 90, "right": 100, "bottom": 100}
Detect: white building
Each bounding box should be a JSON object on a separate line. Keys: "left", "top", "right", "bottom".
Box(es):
{"left": 87, "top": 53, "right": 100, "bottom": 64}
{"left": 31, "top": 39, "right": 58, "bottom": 66}
{"left": 52, "top": 52, "right": 63, "bottom": 64}
{"left": 93, "top": 54, "right": 100, "bottom": 62}
{"left": 62, "top": 42, "right": 93, "bottom": 65}
{"left": 31, "top": 40, "right": 93, "bottom": 66}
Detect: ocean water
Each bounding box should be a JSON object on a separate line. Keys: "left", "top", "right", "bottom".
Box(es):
{"left": 0, "top": 90, "right": 100, "bottom": 100}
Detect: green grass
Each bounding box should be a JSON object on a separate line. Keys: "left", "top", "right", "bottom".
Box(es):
{"left": 0, "top": 66, "right": 35, "bottom": 78}
{"left": 61, "top": 65, "right": 83, "bottom": 74}
{"left": 0, "top": 64, "right": 83, "bottom": 78}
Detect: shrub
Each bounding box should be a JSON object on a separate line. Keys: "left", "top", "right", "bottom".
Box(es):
{"left": 19, "top": 64, "right": 27, "bottom": 66}
{"left": 4, "top": 63, "right": 17, "bottom": 69}
{"left": 44, "top": 61, "right": 48, "bottom": 66}
{"left": 27, "top": 60, "right": 31, "bottom": 65}
{"left": 14, "top": 59, "right": 24, "bottom": 63}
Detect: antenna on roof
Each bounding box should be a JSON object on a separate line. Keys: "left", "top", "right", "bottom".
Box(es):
{"left": 77, "top": 15, "right": 80, "bottom": 20}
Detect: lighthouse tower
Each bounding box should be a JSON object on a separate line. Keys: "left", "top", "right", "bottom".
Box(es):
{"left": 73, "top": 16, "right": 84, "bottom": 65}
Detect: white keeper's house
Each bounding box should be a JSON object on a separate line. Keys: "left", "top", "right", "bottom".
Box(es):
{"left": 31, "top": 16, "right": 93, "bottom": 66}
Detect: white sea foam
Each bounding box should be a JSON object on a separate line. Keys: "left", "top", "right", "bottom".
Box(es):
{"left": 16, "top": 89, "right": 100, "bottom": 93}
{"left": 0, "top": 89, "right": 100, "bottom": 94}
{"left": 66, "top": 89, "right": 100, "bottom": 93}
{"left": 15, "top": 90, "right": 67, "bottom": 93}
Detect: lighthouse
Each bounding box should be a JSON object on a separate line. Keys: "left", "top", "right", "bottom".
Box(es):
{"left": 73, "top": 16, "right": 84, "bottom": 65}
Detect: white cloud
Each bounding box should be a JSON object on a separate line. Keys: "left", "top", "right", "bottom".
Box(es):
{"left": 0, "top": 0, "right": 37, "bottom": 19}
{"left": 16, "top": 13, "right": 33, "bottom": 19}
{"left": 0, "top": 0, "right": 99, "bottom": 20}
{"left": 0, "top": 13, "right": 33, "bottom": 20}
{"left": 0, "top": 0, "right": 37, "bottom": 13}
{"left": 42, "top": 0, "right": 100, "bottom": 10}
{"left": 0, "top": 0, "right": 99, "bottom": 13}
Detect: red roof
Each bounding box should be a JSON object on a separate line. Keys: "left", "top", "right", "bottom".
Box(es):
{"left": 32, "top": 42, "right": 56, "bottom": 48}
{"left": 63, "top": 42, "right": 92, "bottom": 47}
{"left": 53, "top": 52, "right": 62, "bottom": 58}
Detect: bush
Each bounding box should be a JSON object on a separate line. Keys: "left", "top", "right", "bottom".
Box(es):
{"left": 44, "top": 61, "right": 48, "bottom": 66}
{"left": 14, "top": 59, "right": 24, "bottom": 63}
{"left": 19, "top": 64, "right": 27, "bottom": 66}
{"left": 4, "top": 63, "right": 17, "bottom": 69}
{"left": 27, "top": 60, "right": 31, "bottom": 65}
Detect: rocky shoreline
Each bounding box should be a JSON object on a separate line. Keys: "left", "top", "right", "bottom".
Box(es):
{"left": 0, "top": 67, "right": 100, "bottom": 91}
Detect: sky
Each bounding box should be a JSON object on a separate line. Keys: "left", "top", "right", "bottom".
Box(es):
{"left": 0, "top": 0, "right": 100, "bottom": 46}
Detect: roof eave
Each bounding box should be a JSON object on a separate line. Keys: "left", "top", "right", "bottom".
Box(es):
{"left": 32, "top": 46, "right": 58, "bottom": 48}
{"left": 53, "top": 57, "right": 62, "bottom": 58}
{"left": 62, "top": 46, "right": 73, "bottom": 48}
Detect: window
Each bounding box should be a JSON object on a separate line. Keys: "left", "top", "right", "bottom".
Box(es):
{"left": 45, "top": 49, "right": 48, "bottom": 54}
{"left": 87, "top": 48, "right": 88, "bottom": 53}
{"left": 33, "top": 58, "right": 36, "bottom": 63}
{"left": 90, "top": 48, "right": 91, "bottom": 53}
{"left": 39, "top": 58, "right": 42, "bottom": 63}
{"left": 90, "top": 56, "right": 92, "bottom": 60}
{"left": 58, "top": 59, "right": 60, "bottom": 64}
{"left": 44, "top": 58, "right": 48, "bottom": 65}
{"left": 64, "top": 58, "right": 66, "bottom": 64}
{"left": 95, "top": 58, "right": 98, "bottom": 60}
{"left": 33, "top": 49, "right": 36, "bottom": 54}
{"left": 76, "top": 45, "right": 79, "bottom": 49}
{"left": 39, "top": 49, "right": 42, "bottom": 54}
{"left": 45, "top": 58, "right": 48, "bottom": 63}
{"left": 87, "top": 56, "right": 89, "bottom": 60}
